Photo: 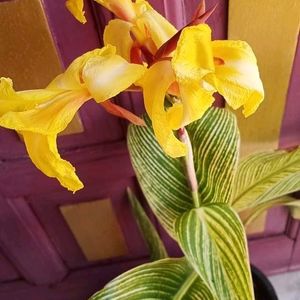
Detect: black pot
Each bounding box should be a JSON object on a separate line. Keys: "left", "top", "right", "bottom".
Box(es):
{"left": 251, "top": 265, "right": 278, "bottom": 300}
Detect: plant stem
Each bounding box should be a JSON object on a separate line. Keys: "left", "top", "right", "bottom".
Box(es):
{"left": 178, "top": 127, "right": 200, "bottom": 208}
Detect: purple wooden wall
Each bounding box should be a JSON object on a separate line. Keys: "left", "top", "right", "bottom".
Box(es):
{"left": 0, "top": 0, "right": 299, "bottom": 299}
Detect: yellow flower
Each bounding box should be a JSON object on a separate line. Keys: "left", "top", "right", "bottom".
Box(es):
{"left": 67, "top": 1, "right": 264, "bottom": 160}
{"left": 138, "top": 24, "right": 264, "bottom": 158}
{"left": 66, "top": 0, "right": 87, "bottom": 24}
{"left": 0, "top": 46, "right": 145, "bottom": 192}
{"left": 104, "top": 0, "right": 177, "bottom": 59}
{"left": 66, "top": 0, "right": 176, "bottom": 59}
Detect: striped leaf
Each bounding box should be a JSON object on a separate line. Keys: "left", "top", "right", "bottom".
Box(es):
{"left": 242, "top": 196, "right": 300, "bottom": 227}
{"left": 232, "top": 148, "right": 300, "bottom": 212}
{"left": 188, "top": 108, "right": 239, "bottom": 205}
{"left": 175, "top": 204, "right": 254, "bottom": 300}
{"left": 128, "top": 115, "right": 193, "bottom": 237}
{"left": 127, "top": 107, "right": 239, "bottom": 237}
{"left": 90, "top": 258, "right": 216, "bottom": 300}
{"left": 128, "top": 107, "right": 253, "bottom": 299}
{"left": 127, "top": 188, "right": 168, "bottom": 261}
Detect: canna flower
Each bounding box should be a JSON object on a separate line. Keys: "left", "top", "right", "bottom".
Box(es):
{"left": 0, "top": 45, "right": 145, "bottom": 192}
{"left": 66, "top": 0, "right": 264, "bottom": 159}
{"left": 66, "top": 0, "right": 177, "bottom": 60}
{"left": 103, "top": 0, "right": 177, "bottom": 58}
{"left": 69, "top": 0, "right": 264, "bottom": 159}
{"left": 138, "top": 24, "right": 264, "bottom": 158}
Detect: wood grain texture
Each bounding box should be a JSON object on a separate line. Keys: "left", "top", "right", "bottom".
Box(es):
{"left": 228, "top": 0, "right": 300, "bottom": 157}
{"left": 60, "top": 199, "right": 128, "bottom": 262}
{"left": 0, "top": 197, "right": 67, "bottom": 285}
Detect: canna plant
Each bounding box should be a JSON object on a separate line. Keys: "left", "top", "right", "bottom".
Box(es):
{"left": 90, "top": 107, "right": 300, "bottom": 299}
{"left": 0, "top": 0, "right": 300, "bottom": 299}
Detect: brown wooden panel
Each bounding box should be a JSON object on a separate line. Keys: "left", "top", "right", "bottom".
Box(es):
{"left": 0, "top": 0, "right": 61, "bottom": 89}
{"left": 228, "top": 0, "right": 300, "bottom": 157}
{"left": 228, "top": 0, "right": 300, "bottom": 235}
{"left": 60, "top": 199, "right": 128, "bottom": 262}
{"left": 0, "top": 0, "right": 83, "bottom": 136}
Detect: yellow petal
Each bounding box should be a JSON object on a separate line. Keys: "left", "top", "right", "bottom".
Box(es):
{"left": 95, "top": 0, "right": 136, "bottom": 21}
{"left": 0, "top": 90, "right": 90, "bottom": 134}
{"left": 166, "top": 102, "right": 183, "bottom": 130}
{"left": 104, "top": 19, "right": 134, "bottom": 62}
{"left": 0, "top": 77, "right": 61, "bottom": 115}
{"left": 172, "top": 24, "right": 215, "bottom": 82}
{"left": 82, "top": 54, "right": 145, "bottom": 102}
{"left": 66, "top": 0, "right": 87, "bottom": 24}
{"left": 209, "top": 40, "right": 264, "bottom": 117}
{"left": 172, "top": 24, "right": 215, "bottom": 127}
{"left": 139, "top": 60, "right": 187, "bottom": 157}
{"left": 133, "top": 1, "right": 177, "bottom": 49}
{"left": 48, "top": 46, "right": 116, "bottom": 91}
{"left": 22, "top": 132, "right": 83, "bottom": 192}
{"left": 177, "top": 80, "right": 215, "bottom": 128}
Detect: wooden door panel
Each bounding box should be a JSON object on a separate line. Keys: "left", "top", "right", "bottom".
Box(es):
{"left": 28, "top": 175, "right": 150, "bottom": 269}
{"left": 0, "top": 0, "right": 299, "bottom": 299}
{"left": 0, "top": 142, "right": 130, "bottom": 197}
{"left": 0, "top": 251, "right": 20, "bottom": 282}
{"left": 0, "top": 196, "right": 67, "bottom": 285}
{"left": 0, "top": 258, "right": 147, "bottom": 300}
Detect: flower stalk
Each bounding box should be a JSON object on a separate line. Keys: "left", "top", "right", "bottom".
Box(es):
{"left": 178, "top": 127, "right": 200, "bottom": 208}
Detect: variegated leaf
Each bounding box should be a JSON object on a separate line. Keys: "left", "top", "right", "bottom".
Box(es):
{"left": 175, "top": 204, "right": 254, "bottom": 300}
{"left": 242, "top": 196, "right": 300, "bottom": 227}
{"left": 127, "top": 107, "right": 239, "bottom": 237}
{"left": 128, "top": 115, "right": 192, "bottom": 237}
{"left": 127, "top": 188, "right": 168, "bottom": 261}
{"left": 188, "top": 108, "right": 239, "bottom": 205}
{"left": 128, "top": 107, "right": 253, "bottom": 299}
{"left": 232, "top": 148, "right": 300, "bottom": 212}
{"left": 90, "top": 258, "right": 216, "bottom": 300}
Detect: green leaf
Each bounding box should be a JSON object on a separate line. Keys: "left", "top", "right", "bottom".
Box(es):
{"left": 128, "top": 115, "right": 192, "bottom": 237}
{"left": 90, "top": 258, "right": 216, "bottom": 300}
{"left": 175, "top": 204, "right": 254, "bottom": 300}
{"left": 242, "top": 196, "right": 300, "bottom": 227}
{"left": 232, "top": 148, "right": 300, "bottom": 212}
{"left": 127, "top": 108, "right": 239, "bottom": 237}
{"left": 127, "top": 188, "right": 168, "bottom": 261}
{"left": 188, "top": 108, "right": 239, "bottom": 205}
{"left": 128, "top": 108, "right": 253, "bottom": 299}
